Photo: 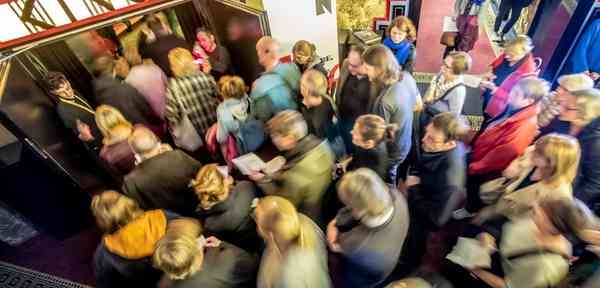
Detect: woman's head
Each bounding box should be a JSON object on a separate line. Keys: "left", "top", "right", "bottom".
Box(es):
{"left": 442, "top": 52, "right": 472, "bottom": 77}
{"left": 218, "top": 75, "right": 246, "bottom": 100}
{"left": 169, "top": 47, "right": 198, "bottom": 77}
{"left": 190, "top": 164, "right": 233, "bottom": 210}
{"left": 153, "top": 219, "right": 203, "bottom": 280}
{"left": 300, "top": 69, "right": 328, "bottom": 107}
{"left": 95, "top": 105, "right": 133, "bottom": 144}
{"left": 254, "top": 196, "right": 313, "bottom": 248}
{"left": 387, "top": 16, "right": 417, "bottom": 44}
{"left": 91, "top": 190, "right": 144, "bottom": 234}
{"left": 267, "top": 110, "right": 308, "bottom": 151}
{"left": 569, "top": 88, "right": 600, "bottom": 127}
{"left": 533, "top": 199, "right": 587, "bottom": 236}
{"left": 352, "top": 114, "right": 397, "bottom": 149}
{"left": 504, "top": 35, "right": 534, "bottom": 63}
{"left": 532, "top": 134, "right": 581, "bottom": 185}
{"left": 293, "top": 40, "right": 317, "bottom": 66}
{"left": 337, "top": 168, "right": 392, "bottom": 220}
{"left": 362, "top": 45, "right": 401, "bottom": 84}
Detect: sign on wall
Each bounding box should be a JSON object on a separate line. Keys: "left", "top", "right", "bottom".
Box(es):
{"left": 372, "top": 0, "right": 410, "bottom": 35}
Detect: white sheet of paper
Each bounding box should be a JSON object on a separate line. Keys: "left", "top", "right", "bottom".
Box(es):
{"left": 442, "top": 16, "right": 459, "bottom": 32}
{"left": 463, "top": 74, "right": 483, "bottom": 88}
{"left": 232, "top": 153, "right": 266, "bottom": 175}
{"left": 446, "top": 237, "right": 492, "bottom": 269}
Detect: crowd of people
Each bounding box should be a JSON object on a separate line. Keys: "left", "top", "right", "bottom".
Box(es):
{"left": 41, "top": 11, "right": 600, "bottom": 288}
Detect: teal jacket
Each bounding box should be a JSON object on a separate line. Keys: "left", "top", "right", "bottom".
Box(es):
{"left": 250, "top": 63, "right": 300, "bottom": 121}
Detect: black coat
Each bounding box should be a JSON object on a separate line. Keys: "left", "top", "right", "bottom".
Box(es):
{"left": 347, "top": 142, "right": 389, "bottom": 181}
{"left": 195, "top": 181, "right": 259, "bottom": 252}
{"left": 122, "top": 150, "right": 201, "bottom": 216}
{"left": 575, "top": 117, "right": 600, "bottom": 214}
{"left": 92, "top": 75, "right": 161, "bottom": 128}
{"left": 140, "top": 34, "right": 190, "bottom": 77}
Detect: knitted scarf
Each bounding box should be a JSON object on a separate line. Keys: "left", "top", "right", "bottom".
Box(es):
{"left": 424, "top": 73, "right": 464, "bottom": 104}
{"left": 383, "top": 38, "right": 412, "bottom": 66}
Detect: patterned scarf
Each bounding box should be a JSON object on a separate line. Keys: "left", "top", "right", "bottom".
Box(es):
{"left": 424, "top": 73, "right": 464, "bottom": 104}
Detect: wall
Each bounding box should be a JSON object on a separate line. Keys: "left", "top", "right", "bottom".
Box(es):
{"left": 262, "top": 0, "right": 340, "bottom": 70}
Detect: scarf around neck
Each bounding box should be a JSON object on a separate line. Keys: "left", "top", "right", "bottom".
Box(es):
{"left": 383, "top": 38, "right": 412, "bottom": 65}
{"left": 424, "top": 73, "right": 464, "bottom": 103}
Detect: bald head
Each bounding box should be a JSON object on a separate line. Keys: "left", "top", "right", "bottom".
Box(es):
{"left": 256, "top": 36, "right": 280, "bottom": 68}
{"left": 128, "top": 126, "right": 160, "bottom": 157}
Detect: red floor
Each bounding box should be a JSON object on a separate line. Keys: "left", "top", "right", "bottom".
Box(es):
{"left": 415, "top": 0, "right": 496, "bottom": 74}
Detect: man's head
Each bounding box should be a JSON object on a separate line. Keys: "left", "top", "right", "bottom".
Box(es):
{"left": 508, "top": 77, "right": 550, "bottom": 110}
{"left": 256, "top": 36, "right": 281, "bottom": 68}
{"left": 267, "top": 110, "right": 308, "bottom": 151}
{"left": 92, "top": 54, "right": 116, "bottom": 78}
{"left": 195, "top": 27, "right": 217, "bottom": 53}
{"left": 503, "top": 35, "right": 534, "bottom": 63}
{"left": 421, "top": 112, "right": 467, "bottom": 153}
{"left": 128, "top": 126, "right": 162, "bottom": 161}
{"left": 555, "top": 73, "right": 594, "bottom": 119}
{"left": 346, "top": 45, "right": 366, "bottom": 77}
{"left": 146, "top": 14, "right": 169, "bottom": 37}
{"left": 337, "top": 168, "right": 392, "bottom": 220}
{"left": 362, "top": 44, "right": 401, "bottom": 84}
{"left": 43, "top": 71, "right": 74, "bottom": 99}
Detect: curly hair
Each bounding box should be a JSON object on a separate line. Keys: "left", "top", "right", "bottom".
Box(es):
{"left": 387, "top": 16, "right": 417, "bottom": 42}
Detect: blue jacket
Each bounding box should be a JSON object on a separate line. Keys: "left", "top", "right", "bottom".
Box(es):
{"left": 250, "top": 64, "right": 299, "bottom": 122}
{"left": 216, "top": 96, "right": 249, "bottom": 144}
{"left": 566, "top": 19, "right": 600, "bottom": 74}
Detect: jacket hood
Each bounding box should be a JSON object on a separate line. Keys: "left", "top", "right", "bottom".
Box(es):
{"left": 221, "top": 96, "right": 249, "bottom": 121}
{"left": 103, "top": 210, "right": 167, "bottom": 260}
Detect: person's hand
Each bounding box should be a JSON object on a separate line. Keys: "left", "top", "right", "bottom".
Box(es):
{"left": 248, "top": 171, "right": 266, "bottom": 182}
{"left": 479, "top": 80, "right": 498, "bottom": 93}
{"left": 405, "top": 175, "right": 421, "bottom": 187}
{"left": 477, "top": 232, "right": 497, "bottom": 252}
{"left": 327, "top": 219, "right": 342, "bottom": 252}
{"left": 76, "top": 120, "right": 94, "bottom": 142}
{"left": 204, "top": 236, "right": 222, "bottom": 248}
{"left": 201, "top": 60, "right": 212, "bottom": 74}
{"left": 481, "top": 71, "right": 497, "bottom": 81}
{"left": 339, "top": 156, "right": 353, "bottom": 173}
{"left": 590, "top": 72, "right": 600, "bottom": 81}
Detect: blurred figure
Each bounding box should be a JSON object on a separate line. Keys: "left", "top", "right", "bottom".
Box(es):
{"left": 254, "top": 196, "right": 331, "bottom": 288}
{"left": 42, "top": 71, "right": 102, "bottom": 149}
{"left": 91, "top": 54, "right": 163, "bottom": 132}
{"left": 383, "top": 16, "right": 417, "bottom": 73}
{"left": 474, "top": 134, "right": 580, "bottom": 226}
{"left": 95, "top": 105, "right": 136, "bottom": 175}
{"left": 91, "top": 191, "right": 178, "bottom": 288}
{"left": 466, "top": 78, "right": 548, "bottom": 213}
{"left": 292, "top": 40, "right": 328, "bottom": 77}
{"left": 250, "top": 110, "right": 334, "bottom": 223}
{"left": 494, "top": 0, "right": 533, "bottom": 42}
{"left": 193, "top": 27, "right": 233, "bottom": 81}
{"left": 140, "top": 15, "right": 190, "bottom": 77}
{"left": 153, "top": 216, "right": 258, "bottom": 288}
{"left": 385, "top": 277, "right": 432, "bottom": 288}
{"left": 423, "top": 51, "right": 471, "bottom": 116}
{"left": 190, "top": 164, "right": 259, "bottom": 251}
{"left": 125, "top": 46, "right": 169, "bottom": 121}
{"left": 538, "top": 73, "right": 594, "bottom": 136}
{"left": 335, "top": 45, "right": 373, "bottom": 153}
{"left": 327, "top": 168, "right": 409, "bottom": 288}
{"left": 563, "top": 89, "right": 600, "bottom": 214}
{"left": 480, "top": 35, "right": 538, "bottom": 119}
{"left": 166, "top": 48, "right": 219, "bottom": 141}
{"left": 250, "top": 36, "right": 299, "bottom": 121}
{"left": 565, "top": 19, "right": 600, "bottom": 82}
{"left": 339, "top": 114, "right": 396, "bottom": 181}
{"left": 363, "top": 44, "right": 420, "bottom": 185}
{"left": 444, "top": 0, "right": 484, "bottom": 56}
{"left": 122, "top": 126, "right": 201, "bottom": 216}
{"left": 403, "top": 113, "right": 467, "bottom": 266}
{"left": 444, "top": 199, "right": 588, "bottom": 288}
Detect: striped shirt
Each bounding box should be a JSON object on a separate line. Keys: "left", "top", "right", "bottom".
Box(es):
{"left": 166, "top": 73, "right": 219, "bottom": 137}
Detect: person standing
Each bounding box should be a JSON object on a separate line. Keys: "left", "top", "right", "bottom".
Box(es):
{"left": 193, "top": 28, "right": 233, "bottom": 81}
{"left": 363, "top": 44, "right": 419, "bottom": 185}
{"left": 292, "top": 40, "right": 328, "bottom": 77}
{"left": 140, "top": 15, "right": 191, "bottom": 77}
{"left": 423, "top": 51, "right": 471, "bottom": 116}
{"left": 444, "top": 0, "right": 484, "bottom": 57}
{"left": 383, "top": 16, "right": 417, "bottom": 74}
{"left": 493, "top": 0, "right": 533, "bottom": 42}
{"left": 124, "top": 47, "right": 168, "bottom": 121}
{"left": 335, "top": 45, "right": 374, "bottom": 153}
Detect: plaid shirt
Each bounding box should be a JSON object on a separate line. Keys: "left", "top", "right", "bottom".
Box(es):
{"left": 166, "top": 73, "right": 219, "bottom": 137}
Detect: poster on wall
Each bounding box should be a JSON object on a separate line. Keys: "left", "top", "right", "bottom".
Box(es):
{"left": 372, "top": 0, "right": 411, "bottom": 34}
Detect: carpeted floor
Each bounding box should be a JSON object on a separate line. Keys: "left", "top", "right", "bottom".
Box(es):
{"left": 0, "top": 261, "right": 92, "bottom": 287}
{"left": 414, "top": 0, "right": 497, "bottom": 74}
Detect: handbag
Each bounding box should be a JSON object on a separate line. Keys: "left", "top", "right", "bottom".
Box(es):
{"left": 170, "top": 95, "right": 203, "bottom": 151}
{"left": 440, "top": 31, "right": 458, "bottom": 47}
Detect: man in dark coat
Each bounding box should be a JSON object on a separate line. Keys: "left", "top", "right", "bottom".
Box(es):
{"left": 140, "top": 15, "right": 191, "bottom": 77}
{"left": 122, "top": 126, "right": 201, "bottom": 216}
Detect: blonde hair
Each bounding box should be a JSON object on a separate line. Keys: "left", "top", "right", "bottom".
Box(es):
{"left": 124, "top": 47, "right": 142, "bottom": 67}
{"left": 153, "top": 218, "right": 203, "bottom": 280}
{"left": 534, "top": 134, "right": 581, "bottom": 185}
{"left": 218, "top": 75, "right": 246, "bottom": 100}
{"left": 447, "top": 51, "right": 472, "bottom": 75}
{"left": 301, "top": 69, "right": 328, "bottom": 97}
{"left": 256, "top": 196, "right": 316, "bottom": 249}
{"left": 505, "top": 34, "right": 534, "bottom": 54}
{"left": 363, "top": 44, "right": 401, "bottom": 84}
{"left": 557, "top": 73, "right": 594, "bottom": 93}
{"left": 355, "top": 114, "right": 397, "bottom": 144}
{"left": 128, "top": 126, "right": 159, "bottom": 155}
{"left": 338, "top": 168, "right": 392, "bottom": 217}
{"left": 267, "top": 110, "right": 308, "bottom": 140}
{"left": 256, "top": 36, "right": 281, "bottom": 59}
{"left": 95, "top": 105, "right": 133, "bottom": 145}
{"left": 191, "top": 164, "right": 232, "bottom": 210}
{"left": 573, "top": 88, "right": 600, "bottom": 123}
{"left": 387, "top": 16, "right": 417, "bottom": 42}
{"left": 513, "top": 77, "right": 550, "bottom": 102}
{"left": 168, "top": 48, "right": 198, "bottom": 77}
{"left": 293, "top": 40, "right": 317, "bottom": 62}
{"left": 91, "top": 190, "right": 144, "bottom": 234}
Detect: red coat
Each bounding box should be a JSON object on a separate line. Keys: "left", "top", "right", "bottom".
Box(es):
{"left": 469, "top": 104, "right": 539, "bottom": 176}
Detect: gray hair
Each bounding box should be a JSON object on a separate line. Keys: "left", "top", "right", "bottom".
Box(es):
{"left": 513, "top": 77, "right": 550, "bottom": 102}
{"left": 337, "top": 168, "right": 392, "bottom": 217}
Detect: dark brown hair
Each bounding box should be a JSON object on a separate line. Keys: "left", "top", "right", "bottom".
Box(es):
{"left": 430, "top": 112, "right": 468, "bottom": 142}
{"left": 42, "top": 71, "right": 68, "bottom": 92}
{"left": 355, "top": 114, "right": 397, "bottom": 144}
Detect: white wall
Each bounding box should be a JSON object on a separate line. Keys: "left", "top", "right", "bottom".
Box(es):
{"left": 262, "top": 0, "right": 339, "bottom": 70}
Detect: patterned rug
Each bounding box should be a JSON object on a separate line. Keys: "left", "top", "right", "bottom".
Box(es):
{"left": 0, "top": 261, "right": 90, "bottom": 288}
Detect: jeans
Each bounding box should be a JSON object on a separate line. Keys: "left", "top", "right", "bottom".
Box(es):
{"left": 494, "top": 0, "right": 527, "bottom": 35}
